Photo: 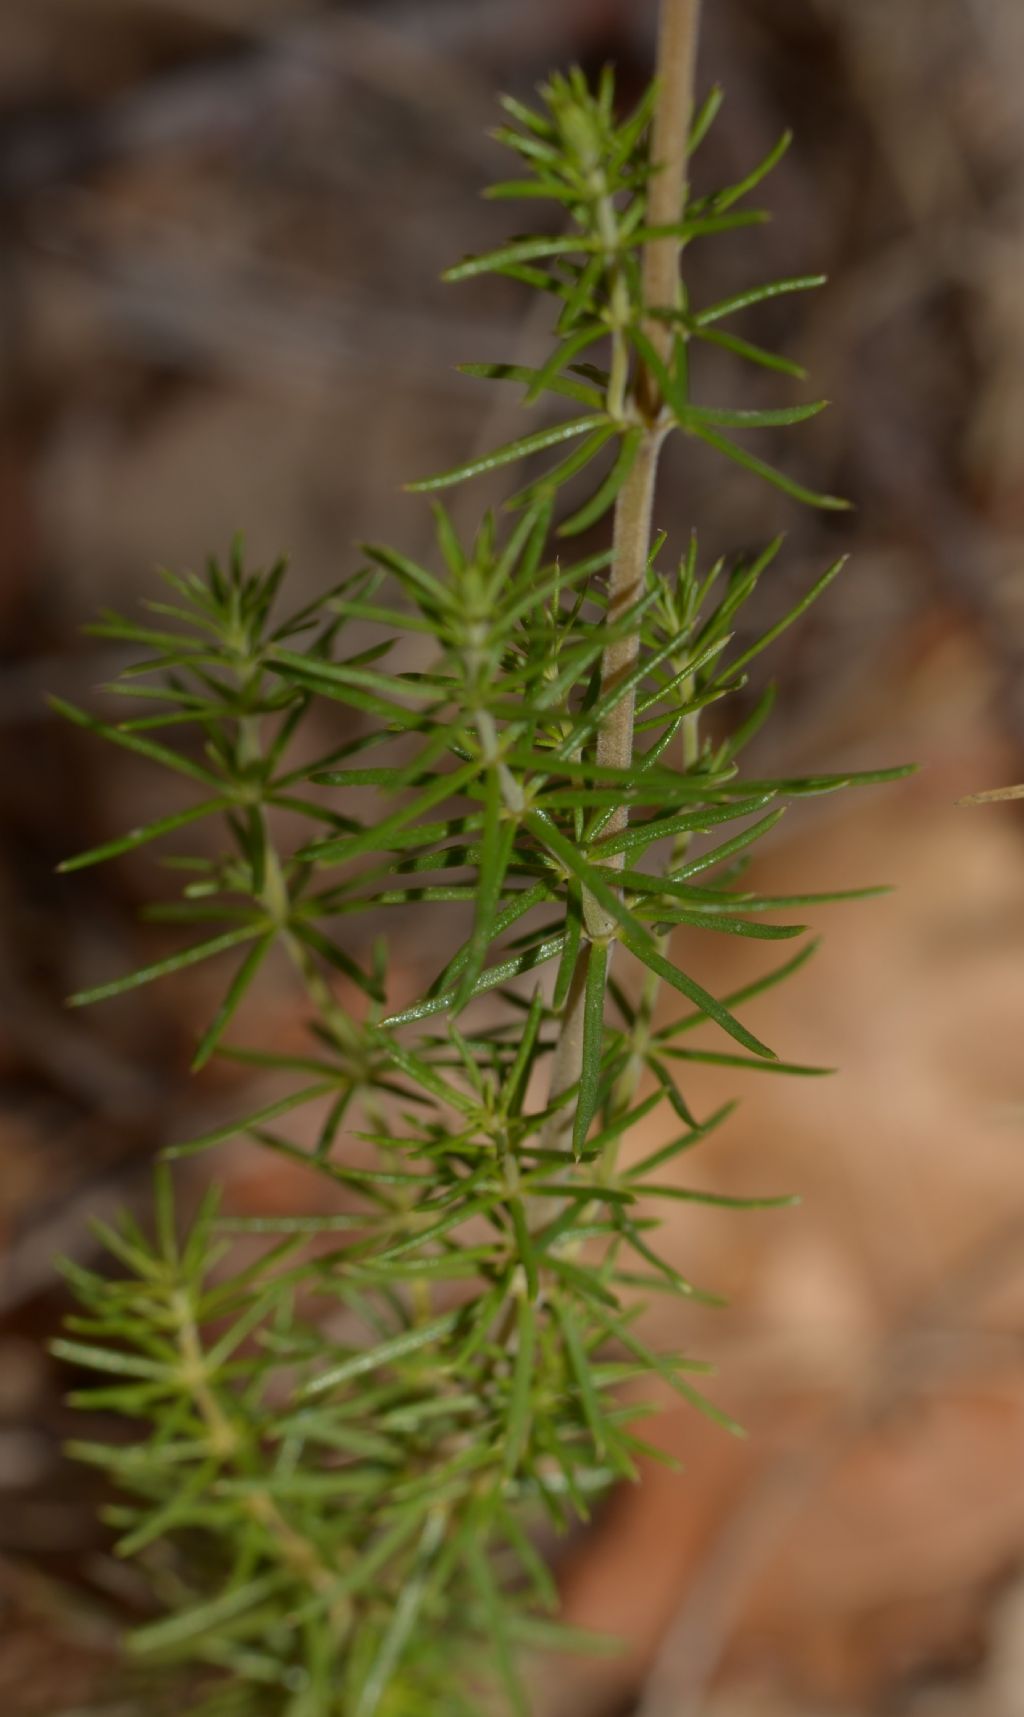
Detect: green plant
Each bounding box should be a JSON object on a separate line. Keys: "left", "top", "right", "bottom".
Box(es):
{"left": 55, "top": 6, "right": 908, "bottom": 1713}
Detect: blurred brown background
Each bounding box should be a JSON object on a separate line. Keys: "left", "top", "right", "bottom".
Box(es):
{"left": 1, "top": 2, "right": 1024, "bottom": 1714}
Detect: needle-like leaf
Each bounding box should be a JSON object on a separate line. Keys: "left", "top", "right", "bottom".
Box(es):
{"left": 405, "top": 418, "right": 604, "bottom": 493}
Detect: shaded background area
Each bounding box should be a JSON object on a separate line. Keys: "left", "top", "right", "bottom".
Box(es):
{"left": 1, "top": 2, "right": 1023, "bottom": 1714}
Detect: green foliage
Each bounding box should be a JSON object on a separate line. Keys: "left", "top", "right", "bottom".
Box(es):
{"left": 56, "top": 54, "right": 904, "bottom": 1717}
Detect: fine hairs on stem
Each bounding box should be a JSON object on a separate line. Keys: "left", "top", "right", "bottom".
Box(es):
{"left": 54, "top": 4, "right": 908, "bottom": 1713}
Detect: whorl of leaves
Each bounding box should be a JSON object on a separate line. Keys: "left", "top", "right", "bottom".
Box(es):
{"left": 55, "top": 67, "right": 905, "bottom": 1717}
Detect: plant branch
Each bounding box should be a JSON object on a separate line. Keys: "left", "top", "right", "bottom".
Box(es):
{"left": 641, "top": 0, "right": 703, "bottom": 383}
{"left": 544, "top": 0, "right": 703, "bottom": 1145}
{"left": 172, "top": 1285, "right": 353, "bottom": 1634}
{"left": 55, "top": 28, "right": 880, "bottom": 1708}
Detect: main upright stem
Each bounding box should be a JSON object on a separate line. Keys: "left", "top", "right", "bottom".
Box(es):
{"left": 642, "top": 0, "right": 703, "bottom": 376}
{"left": 544, "top": 0, "right": 703, "bottom": 1136}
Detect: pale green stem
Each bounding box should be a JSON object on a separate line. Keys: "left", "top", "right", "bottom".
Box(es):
{"left": 639, "top": 0, "right": 703, "bottom": 400}
{"left": 602, "top": 695, "right": 700, "bottom": 1178}
{"left": 240, "top": 708, "right": 362, "bottom": 1056}
{"left": 584, "top": 427, "right": 667, "bottom": 939}
{"left": 542, "top": 0, "right": 703, "bottom": 1155}
{"left": 594, "top": 175, "right": 632, "bottom": 422}
{"left": 172, "top": 1288, "right": 238, "bottom": 1460}
{"left": 172, "top": 1287, "right": 353, "bottom": 1631}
